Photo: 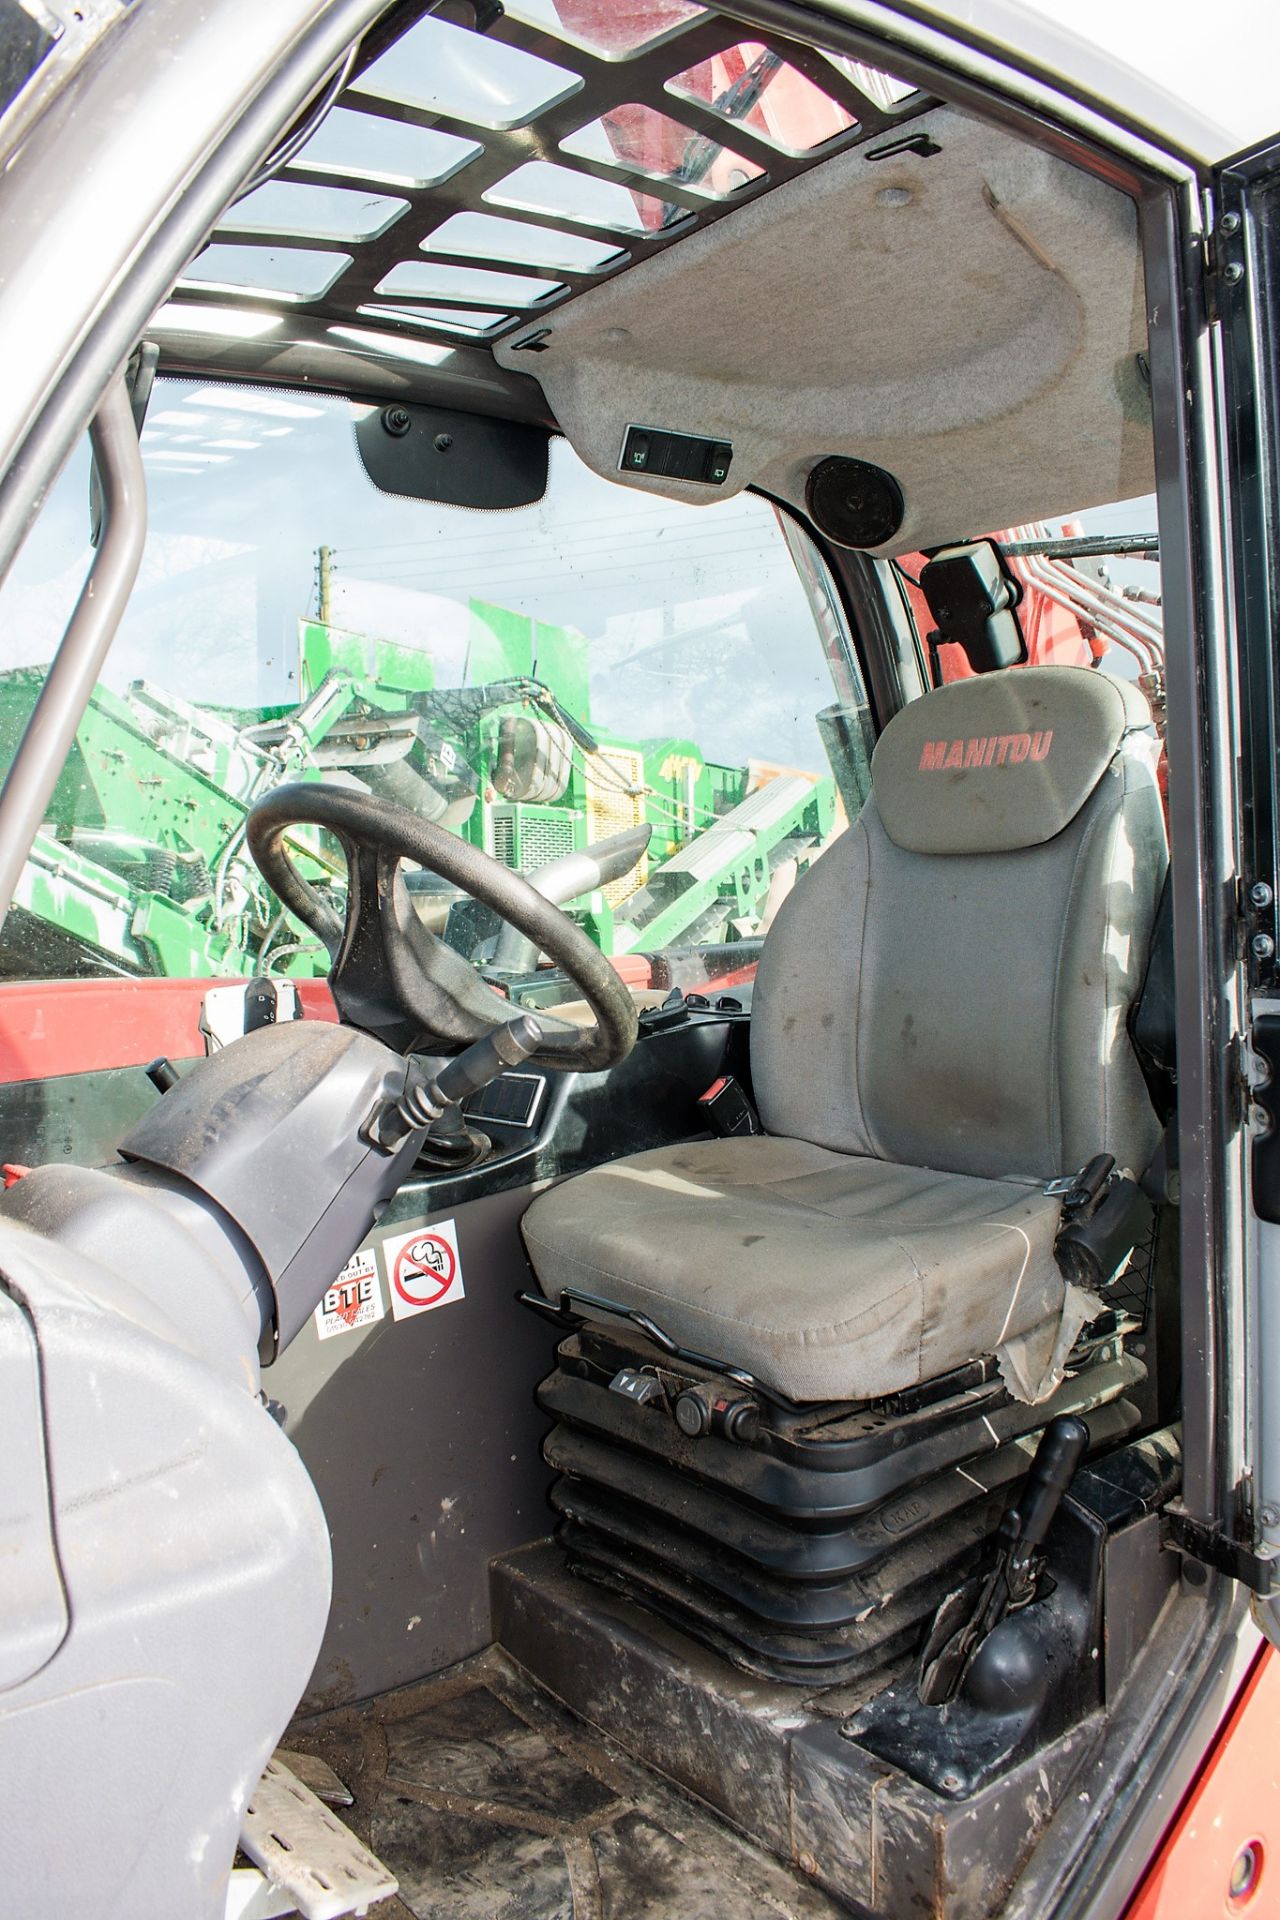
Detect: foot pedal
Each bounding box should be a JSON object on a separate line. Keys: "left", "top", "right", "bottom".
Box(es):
{"left": 238, "top": 1756, "right": 397, "bottom": 1918}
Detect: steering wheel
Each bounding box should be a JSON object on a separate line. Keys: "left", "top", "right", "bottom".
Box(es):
{"left": 246, "top": 782, "right": 638, "bottom": 1073}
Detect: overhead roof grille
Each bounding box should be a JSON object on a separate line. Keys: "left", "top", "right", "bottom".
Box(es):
{"left": 665, "top": 41, "right": 860, "bottom": 152}
{"left": 173, "top": 4, "right": 931, "bottom": 355}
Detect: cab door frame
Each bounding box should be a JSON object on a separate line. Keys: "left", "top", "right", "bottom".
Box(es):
{"left": 0, "top": 0, "right": 388, "bottom": 587}
{"left": 736, "top": 9, "right": 1266, "bottom": 1910}
{"left": 1209, "top": 132, "right": 1280, "bottom": 1636}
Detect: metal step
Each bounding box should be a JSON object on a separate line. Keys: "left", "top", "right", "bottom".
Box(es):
{"left": 236, "top": 1756, "right": 397, "bottom": 1920}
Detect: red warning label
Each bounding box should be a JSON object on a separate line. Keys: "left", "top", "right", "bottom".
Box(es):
{"left": 384, "top": 1218, "right": 466, "bottom": 1322}
{"left": 313, "top": 1247, "right": 384, "bottom": 1341}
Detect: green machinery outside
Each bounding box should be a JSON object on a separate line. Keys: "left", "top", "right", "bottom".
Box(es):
{"left": 0, "top": 600, "right": 838, "bottom": 984}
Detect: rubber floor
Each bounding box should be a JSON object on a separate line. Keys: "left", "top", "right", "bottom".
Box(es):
{"left": 287, "top": 1645, "right": 851, "bottom": 1919}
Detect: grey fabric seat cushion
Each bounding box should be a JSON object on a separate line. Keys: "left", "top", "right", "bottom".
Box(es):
{"left": 752, "top": 676, "right": 1166, "bottom": 1186}
{"left": 522, "top": 1136, "right": 1065, "bottom": 1403}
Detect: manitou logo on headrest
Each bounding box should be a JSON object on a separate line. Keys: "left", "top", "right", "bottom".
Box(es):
{"left": 918, "top": 730, "right": 1053, "bottom": 772}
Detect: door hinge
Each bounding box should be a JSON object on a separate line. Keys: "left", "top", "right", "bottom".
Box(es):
{"left": 1166, "top": 1502, "right": 1278, "bottom": 1594}
{"left": 1249, "top": 1014, "right": 1280, "bottom": 1221}
{"left": 1204, "top": 208, "right": 1246, "bottom": 324}
{"left": 1231, "top": 1027, "right": 1251, "bottom": 1098}
{"left": 1239, "top": 876, "right": 1277, "bottom": 985}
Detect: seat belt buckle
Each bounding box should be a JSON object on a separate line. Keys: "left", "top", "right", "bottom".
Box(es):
{"left": 1049, "top": 1153, "right": 1153, "bottom": 1291}
{"left": 698, "top": 1075, "right": 761, "bottom": 1138}
{"left": 1044, "top": 1153, "right": 1115, "bottom": 1212}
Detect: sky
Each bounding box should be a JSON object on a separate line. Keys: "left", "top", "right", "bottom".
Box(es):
{"left": 945, "top": 0, "right": 1280, "bottom": 159}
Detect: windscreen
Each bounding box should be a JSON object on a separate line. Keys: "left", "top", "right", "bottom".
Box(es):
{"left": 0, "top": 378, "right": 869, "bottom": 1008}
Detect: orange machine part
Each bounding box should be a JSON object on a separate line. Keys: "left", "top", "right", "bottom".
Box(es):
{"left": 1125, "top": 1645, "right": 1280, "bottom": 1919}
{"left": 606, "top": 953, "right": 653, "bottom": 990}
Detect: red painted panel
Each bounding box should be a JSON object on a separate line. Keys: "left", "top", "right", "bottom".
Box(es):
{"left": 1125, "top": 1646, "right": 1280, "bottom": 1919}
{"left": 607, "top": 954, "right": 652, "bottom": 990}
{"left": 294, "top": 980, "right": 339, "bottom": 1024}
{"left": 0, "top": 976, "right": 337, "bottom": 1084}
{"left": 704, "top": 959, "right": 759, "bottom": 991}
{"left": 0, "top": 960, "right": 661, "bottom": 1083}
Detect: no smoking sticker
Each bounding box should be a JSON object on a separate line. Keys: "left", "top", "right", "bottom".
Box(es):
{"left": 314, "top": 1247, "right": 384, "bottom": 1341}
{"left": 384, "top": 1218, "right": 466, "bottom": 1322}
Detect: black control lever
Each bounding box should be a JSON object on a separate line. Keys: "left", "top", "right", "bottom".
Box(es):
{"left": 365, "top": 1015, "right": 544, "bottom": 1155}
{"left": 432, "top": 1015, "right": 543, "bottom": 1109}
{"left": 1004, "top": 1413, "right": 1089, "bottom": 1594}
{"left": 917, "top": 1414, "right": 1090, "bottom": 1707}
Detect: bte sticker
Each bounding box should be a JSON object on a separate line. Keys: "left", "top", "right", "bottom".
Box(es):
{"left": 314, "top": 1247, "right": 384, "bottom": 1341}
{"left": 384, "top": 1219, "right": 466, "bottom": 1322}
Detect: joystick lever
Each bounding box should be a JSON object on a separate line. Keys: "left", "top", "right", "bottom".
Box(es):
{"left": 917, "top": 1414, "right": 1090, "bottom": 1707}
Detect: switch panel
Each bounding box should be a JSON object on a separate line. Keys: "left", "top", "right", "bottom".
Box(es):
{"left": 621, "top": 426, "right": 733, "bottom": 486}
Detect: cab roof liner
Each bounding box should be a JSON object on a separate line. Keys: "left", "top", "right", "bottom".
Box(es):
{"left": 149, "top": 3, "right": 1153, "bottom": 551}
{"left": 500, "top": 103, "right": 1153, "bottom": 554}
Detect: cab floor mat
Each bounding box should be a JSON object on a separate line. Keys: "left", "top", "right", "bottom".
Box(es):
{"left": 286, "top": 1645, "right": 852, "bottom": 1920}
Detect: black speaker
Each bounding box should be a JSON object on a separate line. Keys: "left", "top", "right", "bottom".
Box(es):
{"left": 805, "top": 457, "right": 905, "bottom": 549}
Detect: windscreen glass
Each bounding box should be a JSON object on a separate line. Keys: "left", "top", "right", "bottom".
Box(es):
{"left": 0, "top": 379, "right": 868, "bottom": 1015}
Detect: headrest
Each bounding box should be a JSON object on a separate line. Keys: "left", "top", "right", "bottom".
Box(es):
{"left": 871, "top": 667, "right": 1152, "bottom": 855}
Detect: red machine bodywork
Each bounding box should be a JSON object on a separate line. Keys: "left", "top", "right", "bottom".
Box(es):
{"left": 0, "top": 976, "right": 336, "bottom": 1083}
{"left": 1126, "top": 1646, "right": 1280, "bottom": 1919}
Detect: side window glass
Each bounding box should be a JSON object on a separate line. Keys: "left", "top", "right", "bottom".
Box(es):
{"left": 889, "top": 498, "right": 1165, "bottom": 812}
{"left": 894, "top": 497, "right": 1162, "bottom": 696}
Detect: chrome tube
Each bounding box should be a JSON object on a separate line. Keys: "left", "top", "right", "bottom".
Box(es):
{"left": 491, "top": 825, "right": 651, "bottom": 974}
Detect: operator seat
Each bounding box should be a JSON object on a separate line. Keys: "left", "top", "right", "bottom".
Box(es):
{"left": 523, "top": 667, "right": 1165, "bottom": 1407}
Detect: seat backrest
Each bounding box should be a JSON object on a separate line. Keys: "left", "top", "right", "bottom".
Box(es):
{"left": 752, "top": 666, "right": 1167, "bottom": 1183}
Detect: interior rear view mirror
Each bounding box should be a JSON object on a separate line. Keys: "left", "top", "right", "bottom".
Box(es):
{"left": 355, "top": 400, "right": 549, "bottom": 509}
